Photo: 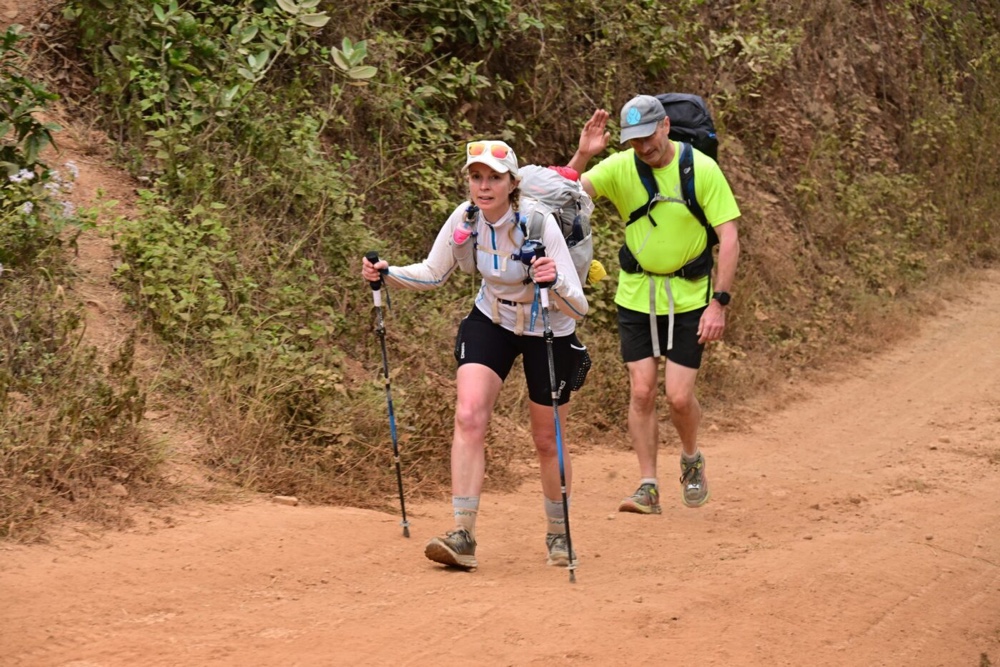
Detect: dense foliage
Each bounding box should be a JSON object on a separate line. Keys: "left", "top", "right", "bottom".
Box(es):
{"left": 4, "top": 0, "right": 999, "bottom": 529}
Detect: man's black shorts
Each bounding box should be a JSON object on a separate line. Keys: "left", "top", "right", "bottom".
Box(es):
{"left": 454, "top": 306, "right": 584, "bottom": 405}
{"left": 617, "top": 304, "right": 706, "bottom": 369}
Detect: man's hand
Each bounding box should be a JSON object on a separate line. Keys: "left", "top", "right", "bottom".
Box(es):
{"left": 579, "top": 109, "right": 610, "bottom": 158}
{"left": 567, "top": 109, "right": 610, "bottom": 176}
{"left": 697, "top": 301, "right": 727, "bottom": 344}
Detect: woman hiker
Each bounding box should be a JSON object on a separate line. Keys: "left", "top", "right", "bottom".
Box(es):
{"left": 361, "top": 140, "right": 588, "bottom": 570}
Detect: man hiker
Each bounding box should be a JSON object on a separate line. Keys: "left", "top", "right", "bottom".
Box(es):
{"left": 566, "top": 95, "right": 741, "bottom": 513}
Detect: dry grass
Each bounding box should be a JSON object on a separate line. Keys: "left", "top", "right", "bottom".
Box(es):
{"left": 4, "top": 0, "right": 1000, "bottom": 539}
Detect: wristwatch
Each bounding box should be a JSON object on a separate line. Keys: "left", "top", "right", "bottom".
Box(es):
{"left": 712, "top": 291, "right": 731, "bottom": 306}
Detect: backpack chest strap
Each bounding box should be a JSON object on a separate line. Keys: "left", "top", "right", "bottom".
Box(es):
{"left": 627, "top": 143, "right": 704, "bottom": 228}
{"left": 478, "top": 244, "right": 513, "bottom": 275}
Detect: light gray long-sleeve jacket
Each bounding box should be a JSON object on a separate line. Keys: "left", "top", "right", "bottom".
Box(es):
{"left": 382, "top": 202, "right": 588, "bottom": 337}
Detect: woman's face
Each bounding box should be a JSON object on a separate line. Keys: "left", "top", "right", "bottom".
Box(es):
{"left": 467, "top": 162, "right": 516, "bottom": 221}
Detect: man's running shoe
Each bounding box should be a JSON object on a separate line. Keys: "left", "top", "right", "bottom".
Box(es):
{"left": 425, "top": 528, "right": 477, "bottom": 569}
{"left": 680, "top": 452, "right": 710, "bottom": 507}
{"left": 618, "top": 483, "right": 662, "bottom": 514}
{"left": 545, "top": 532, "right": 577, "bottom": 567}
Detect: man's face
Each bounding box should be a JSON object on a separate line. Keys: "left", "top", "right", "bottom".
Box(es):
{"left": 628, "top": 118, "right": 672, "bottom": 168}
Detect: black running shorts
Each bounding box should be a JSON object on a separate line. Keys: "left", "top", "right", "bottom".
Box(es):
{"left": 617, "top": 304, "right": 706, "bottom": 369}
{"left": 454, "top": 306, "right": 581, "bottom": 406}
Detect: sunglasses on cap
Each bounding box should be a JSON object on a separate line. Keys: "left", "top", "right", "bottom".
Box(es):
{"left": 467, "top": 141, "right": 511, "bottom": 159}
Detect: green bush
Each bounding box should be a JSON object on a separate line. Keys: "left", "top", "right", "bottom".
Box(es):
{"left": 54, "top": 0, "right": 1000, "bottom": 511}
{"left": 0, "top": 24, "right": 156, "bottom": 541}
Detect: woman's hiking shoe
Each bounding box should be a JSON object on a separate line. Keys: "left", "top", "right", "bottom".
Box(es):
{"left": 545, "top": 532, "right": 577, "bottom": 566}
{"left": 425, "top": 528, "right": 477, "bottom": 569}
{"left": 617, "top": 483, "right": 662, "bottom": 514}
{"left": 680, "top": 452, "right": 710, "bottom": 507}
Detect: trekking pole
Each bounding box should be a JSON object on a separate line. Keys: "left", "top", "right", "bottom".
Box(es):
{"left": 365, "top": 251, "right": 410, "bottom": 538}
{"left": 531, "top": 244, "right": 577, "bottom": 583}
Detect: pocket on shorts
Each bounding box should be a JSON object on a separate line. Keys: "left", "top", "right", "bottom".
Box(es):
{"left": 569, "top": 339, "right": 591, "bottom": 392}
{"left": 454, "top": 317, "right": 468, "bottom": 363}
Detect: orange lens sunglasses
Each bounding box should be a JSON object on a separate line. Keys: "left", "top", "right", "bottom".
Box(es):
{"left": 467, "top": 141, "right": 510, "bottom": 159}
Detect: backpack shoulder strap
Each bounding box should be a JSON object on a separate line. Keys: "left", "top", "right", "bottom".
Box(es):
{"left": 523, "top": 205, "right": 549, "bottom": 241}
{"left": 466, "top": 203, "right": 480, "bottom": 271}
{"left": 627, "top": 144, "right": 719, "bottom": 246}
{"left": 679, "top": 142, "right": 718, "bottom": 246}
{"left": 627, "top": 154, "right": 658, "bottom": 227}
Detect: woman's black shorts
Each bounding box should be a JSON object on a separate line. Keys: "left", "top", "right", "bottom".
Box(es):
{"left": 454, "top": 306, "right": 585, "bottom": 406}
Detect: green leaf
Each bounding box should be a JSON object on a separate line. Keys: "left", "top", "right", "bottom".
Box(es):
{"left": 177, "top": 61, "right": 203, "bottom": 76}
{"left": 347, "top": 65, "right": 377, "bottom": 80}
{"left": 331, "top": 48, "right": 349, "bottom": 71}
{"left": 108, "top": 44, "right": 126, "bottom": 61}
{"left": 153, "top": 4, "right": 166, "bottom": 22}
{"left": 276, "top": 0, "right": 299, "bottom": 14}
{"left": 298, "top": 13, "right": 330, "bottom": 28}
{"left": 249, "top": 50, "right": 270, "bottom": 71}
{"left": 190, "top": 110, "right": 208, "bottom": 127}
{"left": 240, "top": 25, "right": 259, "bottom": 44}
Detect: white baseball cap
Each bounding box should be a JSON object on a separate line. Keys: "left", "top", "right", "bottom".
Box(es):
{"left": 464, "top": 140, "right": 520, "bottom": 180}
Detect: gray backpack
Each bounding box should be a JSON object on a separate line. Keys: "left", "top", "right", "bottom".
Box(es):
{"left": 517, "top": 165, "right": 595, "bottom": 287}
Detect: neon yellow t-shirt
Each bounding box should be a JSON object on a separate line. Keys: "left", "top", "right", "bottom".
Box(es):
{"left": 586, "top": 142, "right": 741, "bottom": 314}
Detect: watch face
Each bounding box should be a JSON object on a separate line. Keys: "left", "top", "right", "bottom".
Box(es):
{"left": 714, "top": 291, "right": 731, "bottom": 306}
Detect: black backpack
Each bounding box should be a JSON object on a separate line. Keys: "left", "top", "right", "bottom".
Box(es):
{"left": 657, "top": 92, "right": 718, "bottom": 161}
{"left": 621, "top": 93, "right": 719, "bottom": 279}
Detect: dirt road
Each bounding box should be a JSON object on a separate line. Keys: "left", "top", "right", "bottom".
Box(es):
{"left": 2, "top": 4, "right": 999, "bottom": 663}
{"left": 3, "top": 269, "right": 1000, "bottom": 666}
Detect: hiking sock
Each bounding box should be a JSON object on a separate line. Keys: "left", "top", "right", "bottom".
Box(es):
{"left": 681, "top": 450, "right": 701, "bottom": 464}
{"left": 544, "top": 497, "right": 568, "bottom": 535}
{"left": 640, "top": 476, "right": 659, "bottom": 490}
{"left": 453, "top": 496, "right": 480, "bottom": 537}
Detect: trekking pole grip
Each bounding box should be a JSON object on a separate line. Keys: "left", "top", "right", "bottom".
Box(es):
{"left": 533, "top": 244, "right": 555, "bottom": 290}
{"left": 365, "top": 251, "right": 383, "bottom": 291}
